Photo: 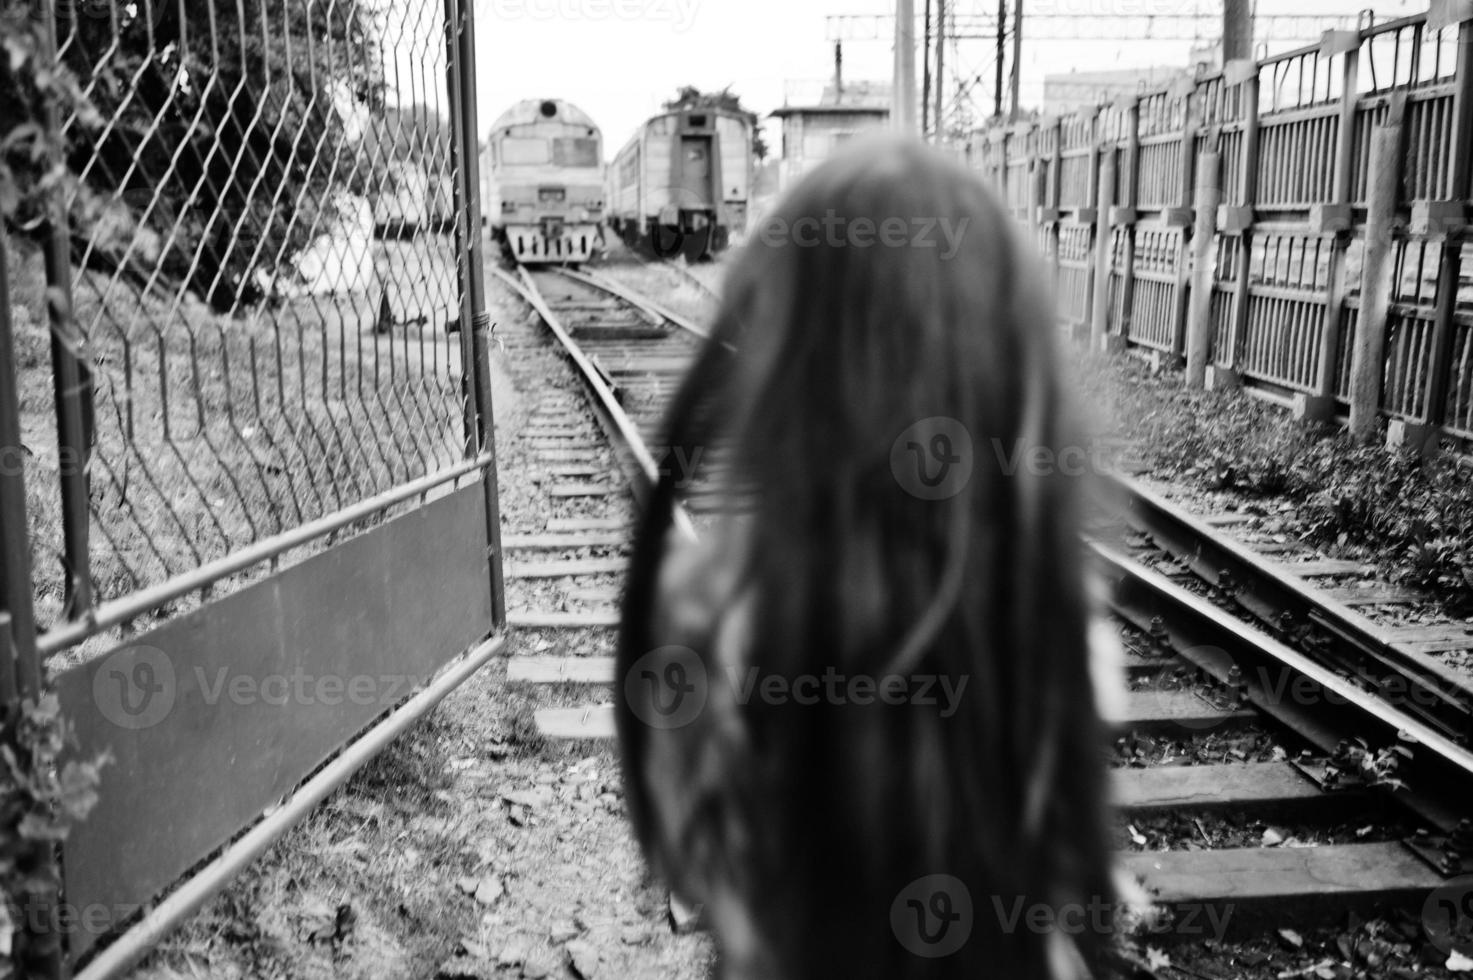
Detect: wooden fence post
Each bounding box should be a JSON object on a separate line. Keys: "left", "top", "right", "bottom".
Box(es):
{"left": 1348, "top": 121, "right": 1404, "bottom": 442}
{"left": 1185, "top": 151, "right": 1222, "bottom": 387}
{"left": 1090, "top": 146, "right": 1118, "bottom": 351}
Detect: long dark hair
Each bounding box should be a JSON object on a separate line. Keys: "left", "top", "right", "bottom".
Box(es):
{"left": 617, "top": 136, "right": 1113, "bottom": 979}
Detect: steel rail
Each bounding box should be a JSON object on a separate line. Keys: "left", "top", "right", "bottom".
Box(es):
{"left": 38, "top": 455, "right": 495, "bottom": 658}
{"left": 1096, "top": 541, "right": 1473, "bottom": 831}
{"left": 1101, "top": 472, "right": 1473, "bottom": 743}
{"left": 508, "top": 264, "right": 1473, "bottom": 847}
{"left": 71, "top": 632, "right": 507, "bottom": 980}
{"left": 558, "top": 266, "right": 713, "bottom": 341}
{"left": 490, "top": 266, "right": 697, "bottom": 543}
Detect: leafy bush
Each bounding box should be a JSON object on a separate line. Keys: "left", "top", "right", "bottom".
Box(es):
{"left": 2, "top": 0, "right": 389, "bottom": 311}
{"left": 1077, "top": 353, "right": 1473, "bottom": 611}
{"left": 1, "top": 695, "right": 106, "bottom": 979}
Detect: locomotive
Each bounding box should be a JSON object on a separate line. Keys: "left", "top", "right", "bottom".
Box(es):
{"left": 607, "top": 108, "right": 753, "bottom": 261}
{"left": 484, "top": 99, "right": 605, "bottom": 264}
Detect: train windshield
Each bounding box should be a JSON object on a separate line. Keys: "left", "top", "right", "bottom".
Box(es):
{"left": 499, "top": 137, "right": 600, "bottom": 168}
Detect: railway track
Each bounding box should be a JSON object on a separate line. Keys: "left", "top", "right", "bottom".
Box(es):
{"left": 489, "top": 262, "right": 1473, "bottom": 954}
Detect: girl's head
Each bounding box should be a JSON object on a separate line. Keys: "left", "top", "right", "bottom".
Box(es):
{"left": 618, "top": 135, "right": 1113, "bottom": 979}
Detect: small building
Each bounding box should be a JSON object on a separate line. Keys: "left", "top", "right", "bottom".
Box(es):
{"left": 770, "top": 80, "right": 891, "bottom": 192}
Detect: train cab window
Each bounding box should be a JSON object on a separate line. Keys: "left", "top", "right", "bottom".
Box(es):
{"left": 551, "top": 137, "right": 600, "bottom": 168}
{"left": 501, "top": 137, "right": 551, "bottom": 165}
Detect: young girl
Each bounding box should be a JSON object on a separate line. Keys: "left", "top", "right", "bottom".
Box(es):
{"left": 616, "top": 135, "right": 1117, "bottom": 979}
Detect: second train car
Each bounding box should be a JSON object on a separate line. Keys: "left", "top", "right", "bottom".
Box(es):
{"left": 484, "top": 99, "right": 605, "bottom": 264}
{"left": 608, "top": 108, "right": 753, "bottom": 261}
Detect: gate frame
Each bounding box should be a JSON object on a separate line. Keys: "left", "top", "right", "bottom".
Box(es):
{"left": 0, "top": 1, "right": 509, "bottom": 976}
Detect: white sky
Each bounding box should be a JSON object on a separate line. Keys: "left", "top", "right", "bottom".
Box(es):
{"left": 405, "top": 0, "right": 1428, "bottom": 159}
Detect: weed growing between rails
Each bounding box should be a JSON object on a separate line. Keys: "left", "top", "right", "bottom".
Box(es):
{"left": 1074, "top": 351, "right": 1473, "bottom": 614}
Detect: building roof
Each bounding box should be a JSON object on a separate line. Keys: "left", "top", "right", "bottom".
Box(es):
{"left": 770, "top": 103, "right": 890, "bottom": 119}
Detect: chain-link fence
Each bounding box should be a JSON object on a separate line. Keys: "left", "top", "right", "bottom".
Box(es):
{"left": 2, "top": 0, "right": 496, "bottom": 660}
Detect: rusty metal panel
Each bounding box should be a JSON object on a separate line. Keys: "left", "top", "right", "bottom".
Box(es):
{"left": 55, "top": 483, "right": 494, "bottom": 954}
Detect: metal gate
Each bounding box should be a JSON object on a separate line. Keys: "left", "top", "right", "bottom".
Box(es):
{"left": 0, "top": 1, "right": 504, "bottom": 975}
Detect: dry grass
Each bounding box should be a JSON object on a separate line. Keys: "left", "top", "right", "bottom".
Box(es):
{"left": 6, "top": 235, "right": 468, "bottom": 657}
{"left": 594, "top": 245, "right": 722, "bottom": 327}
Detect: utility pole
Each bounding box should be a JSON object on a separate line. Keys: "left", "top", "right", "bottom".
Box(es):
{"left": 1224, "top": 0, "right": 1252, "bottom": 61}
{"left": 894, "top": 0, "right": 919, "bottom": 133}
{"left": 1009, "top": 0, "right": 1022, "bottom": 120}
{"left": 935, "top": 0, "right": 946, "bottom": 140}
{"left": 994, "top": 0, "right": 1006, "bottom": 118}
{"left": 835, "top": 41, "right": 844, "bottom": 102}
{"left": 923, "top": 0, "right": 933, "bottom": 136}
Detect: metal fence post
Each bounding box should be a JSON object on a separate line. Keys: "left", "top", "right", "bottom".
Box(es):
{"left": 1090, "top": 145, "right": 1117, "bottom": 351}
{"left": 1113, "top": 98, "right": 1141, "bottom": 349}
{"left": 1046, "top": 117, "right": 1063, "bottom": 284}
{"left": 1030, "top": 151, "right": 1048, "bottom": 256}
{"left": 38, "top": 0, "right": 92, "bottom": 624}
{"left": 1185, "top": 152, "right": 1222, "bottom": 387}
{"left": 1167, "top": 85, "right": 1201, "bottom": 361}
{"left": 0, "top": 228, "right": 40, "bottom": 706}
{"left": 0, "top": 224, "right": 65, "bottom": 980}
{"left": 1305, "top": 36, "right": 1364, "bottom": 423}
{"left": 1349, "top": 119, "right": 1405, "bottom": 442}
{"left": 444, "top": 0, "right": 506, "bottom": 626}
{"left": 1412, "top": 15, "right": 1473, "bottom": 451}
{"left": 1213, "top": 62, "right": 1260, "bottom": 389}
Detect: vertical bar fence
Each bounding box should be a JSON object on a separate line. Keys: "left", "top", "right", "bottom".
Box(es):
{"left": 971, "top": 2, "right": 1473, "bottom": 449}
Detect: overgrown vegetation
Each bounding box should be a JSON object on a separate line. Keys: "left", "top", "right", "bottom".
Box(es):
{"left": 2, "top": 0, "right": 391, "bottom": 311}
{"left": 1078, "top": 354, "right": 1473, "bottom": 612}
{"left": 0, "top": 694, "right": 106, "bottom": 979}
{"left": 663, "top": 84, "right": 768, "bottom": 161}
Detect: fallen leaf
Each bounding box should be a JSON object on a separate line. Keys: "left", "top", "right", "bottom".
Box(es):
{"left": 474, "top": 876, "right": 504, "bottom": 906}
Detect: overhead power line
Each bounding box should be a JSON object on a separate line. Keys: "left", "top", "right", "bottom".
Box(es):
{"left": 826, "top": 12, "right": 1355, "bottom": 43}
